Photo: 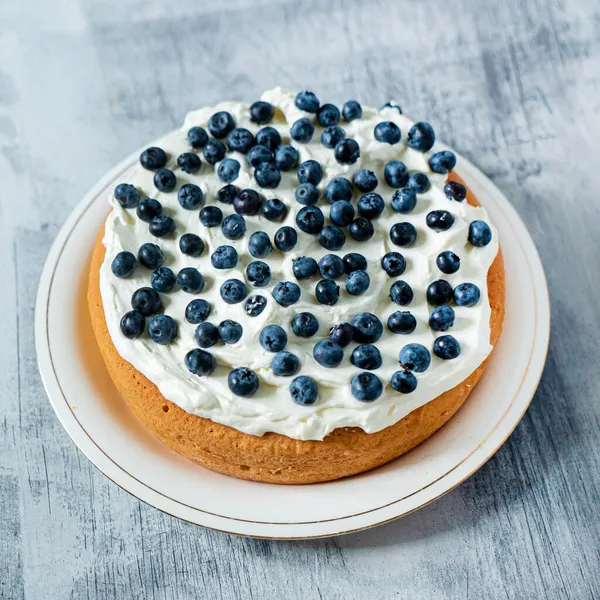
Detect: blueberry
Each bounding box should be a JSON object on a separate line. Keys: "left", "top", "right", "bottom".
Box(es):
{"left": 290, "top": 376, "right": 318, "bottom": 405}
{"left": 334, "top": 139, "right": 360, "bottom": 164}
{"left": 319, "top": 254, "right": 345, "bottom": 280}
{"left": 220, "top": 279, "right": 248, "bottom": 304}
{"left": 203, "top": 139, "right": 226, "bottom": 165}
{"left": 390, "top": 280, "right": 413, "bottom": 306}
{"left": 374, "top": 121, "right": 401, "bottom": 144}
{"left": 297, "top": 160, "right": 323, "bottom": 185}
{"left": 140, "top": 146, "right": 168, "bottom": 170}
{"left": 321, "top": 126, "right": 346, "bottom": 149}
{"left": 357, "top": 193, "right": 385, "bottom": 219}
{"left": 429, "top": 305, "right": 455, "bottom": 331}
{"left": 429, "top": 151, "right": 456, "bottom": 174}
{"left": 274, "top": 145, "right": 299, "bottom": 171}
{"left": 351, "top": 313, "right": 383, "bottom": 343}
{"left": 353, "top": 169, "right": 378, "bottom": 193}
{"left": 381, "top": 252, "right": 406, "bottom": 277}
{"left": 295, "top": 91, "right": 320, "bottom": 113}
{"left": 351, "top": 344, "right": 382, "bottom": 370}
{"left": 244, "top": 295, "right": 267, "bottom": 317}
{"left": 271, "top": 351, "right": 300, "bottom": 376}
{"left": 346, "top": 270, "right": 370, "bottom": 295}
{"left": 178, "top": 183, "right": 204, "bottom": 209}
{"left": 114, "top": 183, "right": 140, "bottom": 208}
{"left": 187, "top": 126, "right": 209, "bottom": 149}
{"left": 408, "top": 172, "right": 430, "bottom": 193}
{"left": 137, "top": 197, "right": 163, "bottom": 222}
{"left": 272, "top": 281, "right": 301, "bottom": 306}
{"left": 185, "top": 348, "right": 216, "bottom": 376}
{"left": 274, "top": 226, "right": 298, "bottom": 251}
{"left": 437, "top": 250, "right": 460, "bottom": 274}
{"left": 433, "top": 335, "right": 461, "bottom": 360}
{"left": 292, "top": 312, "right": 319, "bottom": 338}
{"left": 384, "top": 161, "right": 409, "bottom": 188}
{"left": 389, "top": 222, "right": 417, "bottom": 247}
{"left": 293, "top": 184, "right": 318, "bottom": 208}
{"left": 250, "top": 100, "right": 274, "bottom": 124}
{"left": 468, "top": 220, "right": 492, "bottom": 247}
{"left": 234, "top": 189, "right": 262, "bottom": 215}
{"left": 179, "top": 233, "right": 204, "bottom": 257}
{"left": 330, "top": 323, "right": 354, "bottom": 347}
{"left": 317, "top": 103, "right": 340, "bottom": 127}
{"left": 111, "top": 251, "right": 137, "bottom": 278}
{"left": 151, "top": 267, "right": 176, "bottom": 292}
{"left": 318, "top": 225, "right": 346, "bottom": 250}
{"left": 153, "top": 169, "right": 176, "bottom": 193}
{"left": 149, "top": 215, "right": 176, "bottom": 237}
{"left": 454, "top": 283, "right": 481, "bottom": 307}
{"left": 313, "top": 339, "right": 344, "bottom": 367}
{"left": 343, "top": 252, "right": 367, "bottom": 273}
{"left": 315, "top": 279, "right": 340, "bottom": 305}
{"left": 177, "top": 152, "right": 202, "bottom": 174}
{"left": 246, "top": 261, "right": 271, "bottom": 287}
{"left": 325, "top": 177, "right": 353, "bottom": 203}
{"left": 217, "top": 158, "right": 241, "bottom": 183}
{"left": 380, "top": 101, "right": 402, "bottom": 114}
{"left": 293, "top": 256, "right": 318, "bottom": 280}
{"left": 391, "top": 188, "right": 417, "bottom": 213}
{"left": 330, "top": 201, "right": 355, "bottom": 227}
{"left": 211, "top": 245, "right": 238, "bottom": 269}
{"left": 351, "top": 373, "right": 383, "bottom": 402}
{"left": 296, "top": 205, "right": 324, "bottom": 234}
{"left": 195, "top": 322, "right": 219, "bottom": 348}
{"left": 391, "top": 370, "right": 418, "bottom": 394}
{"left": 426, "top": 210, "right": 455, "bottom": 232}
{"left": 407, "top": 122, "right": 435, "bottom": 152}
{"left": 138, "top": 243, "right": 164, "bottom": 269}
{"left": 120, "top": 310, "right": 145, "bottom": 339}
{"left": 218, "top": 320, "right": 243, "bottom": 344}
{"left": 348, "top": 218, "right": 374, "bottom": 242}
{"left": 185, "top": 299, "right": 211, "bottom": 324}
{"left": 216, "top": 184, "right": 238, "bottom": 205}
{"left": 199, "top": 205, "right": 223, "bottom": 227}
{"left": 399, "top": 343, "right": 431, "bottom": 372}
{"left": 444, "top": 181, "right": 467, "bottom": 202}
{"left": 261, "top": 198, "right": 287, "bottom": 222}
{"left": 291, "top": 118, "right": 315, "bottom": 143}
{"left": 221, "top": 214, "right": 246, "bottom": 240}
{"left": 247, "top": 145, "right": 274, "bottom": 168}
{"left": 177, "top": 267, "right": 205, "bottom": 294}
{"left": 259, "top": 324, "right": 287, "bottom": 352}
{"left": 427, "top": 280, "right": 454, "bottom": 305}
{"left": 228, "top": 367, "right": 259, "bottom": 397}
{"left": 387, "top": 311, "right": 417, "bottom": 334}
{"left": 342, "top": 100, "right": 362, "bottom": 121}
{"left": 254, "top": 162, "right": 282, "bottom": 189}
{"left": 226, "top": 127, "right": 256, "bottom": 154}
{"left": 208, "top": 111, "right": 235, "bottom": 138}
{"left": 148, "top": 314, "right": 177, "bottom": 345}
{"left": 248, "top": 231, "right": 273, "bottom": 258}
{"left": 256, "top": 126, "right": 282, "bottom": 151}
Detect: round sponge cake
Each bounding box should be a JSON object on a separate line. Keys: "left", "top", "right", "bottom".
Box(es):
{"left": 88, "top": 172, "right": 505, "bottom": 484}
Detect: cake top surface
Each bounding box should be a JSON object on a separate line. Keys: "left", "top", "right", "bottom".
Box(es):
{"left": 99, "top": 87, "right": 498, "bottom": 441}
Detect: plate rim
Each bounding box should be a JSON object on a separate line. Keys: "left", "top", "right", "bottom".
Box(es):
{"left": 35, "top": 145, "right": 550, "bottom": 539}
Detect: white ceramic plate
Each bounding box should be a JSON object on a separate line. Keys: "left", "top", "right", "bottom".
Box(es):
{"left": 35, "top": 148, "right": 549, "bottom": 539}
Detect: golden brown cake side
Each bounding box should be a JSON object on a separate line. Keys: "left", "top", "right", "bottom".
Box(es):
{"left": 88, "top": 173, "right": 505, "bottom": 485}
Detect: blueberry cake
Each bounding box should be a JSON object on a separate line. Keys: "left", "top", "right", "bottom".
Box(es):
{"left": 88, "top": 88, "right": 504, "bottom": 484}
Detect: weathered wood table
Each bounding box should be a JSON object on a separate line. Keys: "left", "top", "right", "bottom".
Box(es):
{"left": 1, "top": 0, "right": 599, "bottom": 598}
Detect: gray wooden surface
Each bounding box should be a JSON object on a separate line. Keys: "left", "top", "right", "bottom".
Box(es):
{"left": 1, "top": 0, "right": 599, "bottom": 598}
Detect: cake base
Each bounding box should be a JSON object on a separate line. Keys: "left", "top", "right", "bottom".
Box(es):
{"left": 88, "top": 173, "right": 505, "bottom": 484}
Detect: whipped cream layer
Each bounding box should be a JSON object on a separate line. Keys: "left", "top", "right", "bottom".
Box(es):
{"left": 99, "top": 88, "right": 499, "bottom": 441}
